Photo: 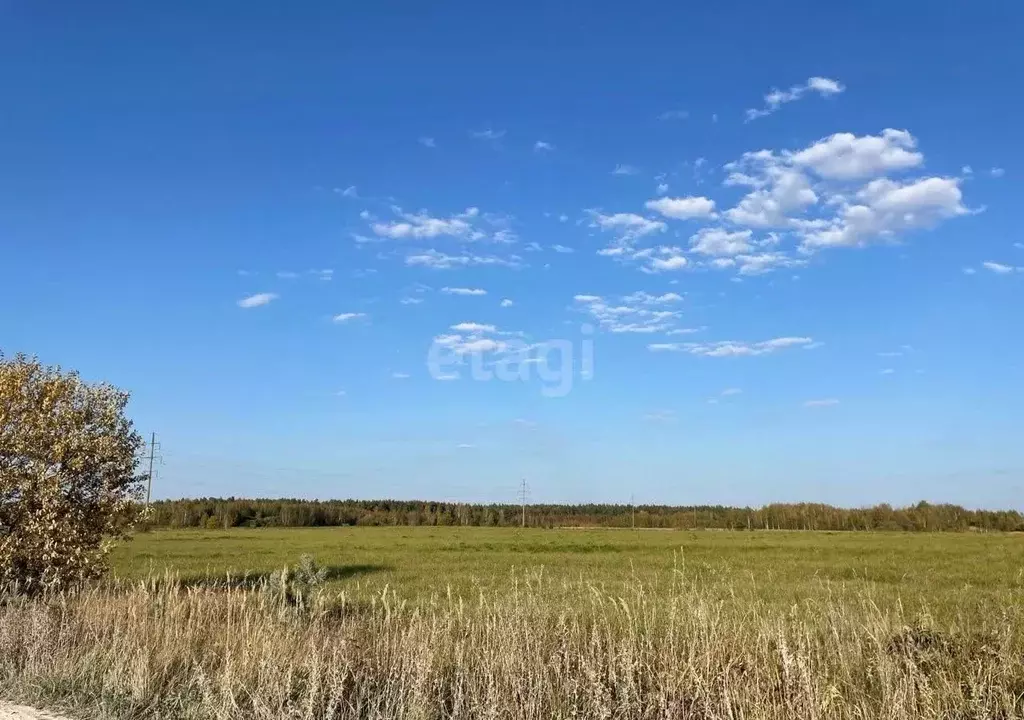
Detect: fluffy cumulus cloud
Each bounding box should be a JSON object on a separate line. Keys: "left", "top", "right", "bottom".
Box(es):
{"left": 372, "top": 207, "right": 482, "bottom": 241}
{"left": 588, "top": 128, "right": 969, "bottom": 277}
{"left": 690, "top": 228, "right": 754, "bottom": 256}
{"left": 645, "top": 196, "right": 716, "bottom": 220}
{"left": 746, "top": 76, "right": 845, "bottom": 121}
{"left": 789, "top": 129, "right": 923, "bottom": 180}
{"left": 801, "top": 176, "right": 968, "bottom": 250}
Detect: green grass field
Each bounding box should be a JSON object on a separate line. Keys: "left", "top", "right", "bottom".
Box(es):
{"left": 111, "top": 526, "right": 1024, "bottom": 616}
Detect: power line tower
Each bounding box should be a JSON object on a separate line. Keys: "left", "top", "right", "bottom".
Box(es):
{"left": 143, "top": 432, "right": 162, "bottom": 505}
{"left": 518, "top": 478, "right": 529, "bottom": 528}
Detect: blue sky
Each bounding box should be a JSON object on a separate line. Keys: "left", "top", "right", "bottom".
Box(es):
{"left": 2, "top": 1, "right": 1022, "bottom": 508}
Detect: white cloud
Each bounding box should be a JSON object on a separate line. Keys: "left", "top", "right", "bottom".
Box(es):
{"left": 372, "top": 208, "right": 479, "bottom": 240}
{"left": 746, "top": 76, "right": 845, "bottom": 121}
{"left": 804, "top": 398, "right": 840, "bottom": 408}
{"left": 656, "top": 183, "right": 669, "bottom": 195}
{"left": 237, "top": 293, "right": 278, "bottom": 309}
{"left": 714, "top": 131, "right": 973, "bottom": 256}
{"left": 990, "top": 167, "right": 1005, "bottom": 178}
{"left": 450, "top": 322, "right": 496, "bottom": 332}
{"left": 405, "top": 249, "right": 522, "bottom": 270}
{"left": 690, "top": 228, "right": 753, "bottom": 256}
{"left": 734, "top": 252, "right": 805, "bottom": 275}
{"left": 432, "top": 322, "right": 524, "bottom": 356}
{"left": 658, "top": 109, "right": 689, "bottom": 121}
{"left": 648, "top": 336, "right": 814, "bottom": 357}
{"left": 591, "top": 212, "right": 666, "bottom": 237}
{"left": 880, "top": 368, "right": 895, "bottom": 375}
{"left": 646, "top": 254, "right": 688, "bottom": 272}
{"left": 574, "top": 293, "right": 682, "bottom": 334}
{"left": 622, "top": 291, "right": 683, "bottom": 305}
{"left": 612, "top": 164, "right": 640, "bottom": 176}
{"left": 400, "top": 297, "right": 424, "bottom": 305}
{"left": 500, "top": 298, "right": 514, "bottom": 307}
{"left": 276, "top": 271, "right": 299, "bottom": 279}
{"left": 441, "top": 287, "right": 488, "bottom": 296}
{"left": 644, "top": 409, "right": 677, "bottom": 422}
{"left": 558, "top": 214, "right": 569, "bottom": 222}
{"left": 333, "top": 312, "right": 367, "bottom": 323}
{"left": 471, "top": 129, "right": 506, "bottom": 140}
{"left": 534, "top": 141, "right": 555, "bottom": 152}
{"left": 790, "top": 129, "right": 923, "bottom": 180}
{"left": 801, "top": 176, "right": 969, "bottom": 250}
{"left": 721, "top": 388, "right": 742, "bottom": 396}
{"left": 392, "top": 372, "right": 411, "bottom": 379}
{"left": 551, "top": 244, "right": 574, "bottom": 253}
{"left": 981, "top": 261, "right": 1017, "bottom": 274}
{"left": 645, "top": 195, "right": 717, "bottom": 220}
{"left": 723, "top": 161, "right": 818, "bottom": 228}
{"left": 590, "top": 212, "right": 667, "bottom": 260}
{"left": 418, "top": 136, "right": 436, "bottom": 148}
{"left": 963, "top": 267, "right": 977, "bottom": 275}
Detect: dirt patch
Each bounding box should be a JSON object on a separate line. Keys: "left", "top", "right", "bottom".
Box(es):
{"left": 0, "top": 702, "right": 76, "bottom": 720}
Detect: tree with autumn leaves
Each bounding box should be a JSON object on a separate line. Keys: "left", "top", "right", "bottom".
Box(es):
{"left": 0, "top": 354, "right": 145, "bottom": 592}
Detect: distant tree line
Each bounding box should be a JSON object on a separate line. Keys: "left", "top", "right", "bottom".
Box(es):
{"left": 145, "top": 498, "right": 1024, "bottom": 532}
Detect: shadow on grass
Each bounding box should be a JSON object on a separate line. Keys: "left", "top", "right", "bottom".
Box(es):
{"left": 175, "top": 563, "right": 391, "bottom": 590}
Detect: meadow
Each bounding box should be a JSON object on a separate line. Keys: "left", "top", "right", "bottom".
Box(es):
{"left": 111, "top": 525, "right": 1024, "bottom": 614}
{"left": 2, "top": 527, "right": 1023, "bottom": 719}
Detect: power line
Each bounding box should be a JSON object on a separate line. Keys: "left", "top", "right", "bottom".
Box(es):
{"left": 144, "top": 432, "right": 162, "bottom": 505}
{"left": 518, "top": 478, "right": 529, "bottom": 528}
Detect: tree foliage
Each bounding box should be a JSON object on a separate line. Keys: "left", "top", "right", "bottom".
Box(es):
{"left": 147, "top": 497, "right": 1024, "bottom": 533}
{"left": 0, "top": 354, "right": 144, "bottom": 592}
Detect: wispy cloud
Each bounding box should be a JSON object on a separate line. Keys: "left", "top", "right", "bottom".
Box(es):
{"left": 405, "top": 249, "right": 523, "bottom": 270}
{"left": 237, "top": 293, "right": 278, "bottom": 309}
{"left": 981, "top": 261, "right": 1018, "bottom": 274}
{"left": 657, "top": 109, "right": 689, "bottom": 121}
{"left": 612, "top": 164, "right": 641, "bottom": 176}
{"left": 534, "top": 140, "right": 555, "bottom": 152}
{"left": 746, "top": 76, "right": 845, "bottom": 121}
{"left": 441, "top": 287, "right": 487, "bottom": 296}
{"left": 471, "top": 128, "right": 506, "bottom": 141}
{"left": 500, "top": 298, "right": 514, "bottom": 307}
{"left": 804, "top": 398, "right": 840, "bottom": 408}
{"left": 648, "top": 337, "right": 815, "bottom": 357}
{"left": 333, "top": 312, "right": 367, "bottom": 323}
{"left": 418, "top": 136, "right": 436, "bottom": 148}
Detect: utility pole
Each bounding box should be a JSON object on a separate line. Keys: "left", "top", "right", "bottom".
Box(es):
{"left": 518, "top": 478, "right": 528, "bottom": 528}
{"left": 144, "top": 432, "right": 161, "bottom": 505}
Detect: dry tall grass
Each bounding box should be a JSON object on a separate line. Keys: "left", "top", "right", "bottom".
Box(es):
{"left": 1, "top": 572, "right": 1021, "bottom": 719}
